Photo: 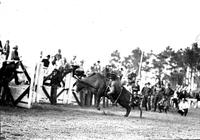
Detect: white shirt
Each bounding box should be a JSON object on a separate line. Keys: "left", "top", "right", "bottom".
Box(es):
{"left": 179, "top": 100, "right": 189, "bottom": 110}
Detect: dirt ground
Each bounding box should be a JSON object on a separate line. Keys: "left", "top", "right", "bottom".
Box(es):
{"left": 0, "top": 104, "right": 200, "bottom": 140}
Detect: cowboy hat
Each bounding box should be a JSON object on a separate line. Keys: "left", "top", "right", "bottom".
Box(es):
{"left": 13, "top": 45, "right": 18, "bottom": 49}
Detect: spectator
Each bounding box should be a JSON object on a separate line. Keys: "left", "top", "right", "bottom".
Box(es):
{"left": 70, "top": 55, "right": 78, "bottom": 65}
{"left": 178, "top": 98, "right": 189, "bottom": 116}
{"left": 141, "top": 82, "right": 152, "bottom": 111}
{"left": 96, "top": 60, "right": 101, "bottom": 73}
{"left": 11, "top": 45, "right": 20, "bottom": 61}
{"left": 55, "top": 56, "right": 63, "bottom": 70}
{"left": 3, "top": 40, "right": 10, "bottom": 60}
{"left": 55, "top": 49, "right": 62, "bottom": 61}
{"left": 132, "top": 80, "right": 140, "bottom": 95}
{"left": 75, "top": 60, "right": 85, "bottom": 79}
{"left": 52, "top": 49, "right": 62, "bottom": 65}
{"left": 92, "top": 63, "right": 98, "bottom": 73}
{"left": 42, "top": 55, "right": 50, "bottom": 68}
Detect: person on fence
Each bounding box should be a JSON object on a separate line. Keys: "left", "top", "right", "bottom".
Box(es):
{"left": 11, "top": 45, "right": 20, "bottom": 61}
{"left": 3, "top": 40, "right": 10, "bottom": 60}
{"left": 41, "top": 55, "right": 50, "bottom": 76}
{"left": 10, "top": 45, "right": 22, "bottom": 85}
{"left": 178, "top": 98, "right": 189, "bottom": 116}
{"left": 74, "top": 60, "right": 85, "bottom": 79}
{"left": 55, "top": 49, "right": 62, "bottom": 61}
{"left": 42, "top": 55, "right": 50, "bottom": 68}
{"left": 70, "top": 56, "right": 79, "bottom": 77}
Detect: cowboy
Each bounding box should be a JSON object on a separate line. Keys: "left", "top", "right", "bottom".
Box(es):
{"left": 107, "top": 73, "right": 122, "bottom": 104}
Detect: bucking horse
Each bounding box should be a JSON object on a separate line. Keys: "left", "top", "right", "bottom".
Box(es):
{"left": 73, "top": 73, "right": 142, "bottom": 118}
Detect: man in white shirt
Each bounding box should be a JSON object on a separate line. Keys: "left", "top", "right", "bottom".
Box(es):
{"left": 178, "top": 98, "right": 189, "bottom": 116}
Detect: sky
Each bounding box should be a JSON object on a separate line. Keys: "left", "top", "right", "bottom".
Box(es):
{"left": 0, "top": 0, "right": 200, "bottom": 69}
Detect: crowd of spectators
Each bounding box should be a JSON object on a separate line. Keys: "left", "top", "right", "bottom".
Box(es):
{"left": 0, "top": 40, "right": 21, "bottom": 63}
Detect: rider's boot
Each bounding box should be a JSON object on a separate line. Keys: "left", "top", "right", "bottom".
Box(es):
{"left": 129, "top": 95, "right": 134, "bottom": 106}
{"left": 108, "top": 94, "right": 117, "bottom": 106}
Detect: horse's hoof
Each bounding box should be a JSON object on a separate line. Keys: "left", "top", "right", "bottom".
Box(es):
{"left": 97, "top": 107, "right": 100, "bottom": 110}
{"left": 124, "top": 115, "right": 128, "bottom": 117}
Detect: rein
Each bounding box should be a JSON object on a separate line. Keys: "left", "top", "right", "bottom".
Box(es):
{"left": 114, "top": 87, "right": 123, "bottom": 104}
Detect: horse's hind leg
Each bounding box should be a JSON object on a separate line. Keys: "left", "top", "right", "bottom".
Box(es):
{"left": 124, "top": 106, "right": 131, "bottom": 117}
{"left": 138, "top": 100, "right": 143, "bottom": 118}
{"left": 95, "top": 94, "right": 101, "bottom": 110}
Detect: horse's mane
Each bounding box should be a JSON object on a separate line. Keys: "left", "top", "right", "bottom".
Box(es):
{"left": 74, "top": 72, "right": 106, "bottom": 89}
{"left": 87, "top": 72, "right": 96, "bottom": 77}
{"left": 87, "top": 72, "right": 106, "bottom": 79}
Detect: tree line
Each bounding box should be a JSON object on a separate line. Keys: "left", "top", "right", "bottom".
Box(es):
{"left": 109, "top": 42, "right": 200, "bottom": 88}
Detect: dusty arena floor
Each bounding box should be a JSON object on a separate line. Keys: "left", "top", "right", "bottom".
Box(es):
{"left": 0, "top": 104, "right": 200, "bottom": 139}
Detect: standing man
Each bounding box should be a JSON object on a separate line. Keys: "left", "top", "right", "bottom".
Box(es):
{"left": 129, "top": 80, "right": 140, "bottom": 106}
{"left": 141, "top": 82, "right": 152, "bottom": 111}
{"left": 132, "top": 80, "right": 140, "bottom": 95}
{"left": 3, "top": 40, "right": 10, "bottom": 60}
{"left": 153, "top": 83, "right": 165, "bottom": 112}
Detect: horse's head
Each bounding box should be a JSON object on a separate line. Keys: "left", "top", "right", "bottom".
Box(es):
{"left": 73, "top": 79, "right": 97, "bottom": 94}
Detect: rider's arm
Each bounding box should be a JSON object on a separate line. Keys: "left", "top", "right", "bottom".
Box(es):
{"left": 107, "top": 82, "right": 115, "bottom": 94}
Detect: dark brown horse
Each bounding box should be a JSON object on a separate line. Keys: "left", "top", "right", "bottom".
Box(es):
{"left": 73, "top": 73, "right": 108, "bottom": 110}
{"left": 73, "top": 73, "right": 142, "bottom": 117}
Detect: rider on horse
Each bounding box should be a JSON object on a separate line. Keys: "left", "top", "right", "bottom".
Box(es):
{"left": 107, "top": 73, "right": 122, "bottom": 104}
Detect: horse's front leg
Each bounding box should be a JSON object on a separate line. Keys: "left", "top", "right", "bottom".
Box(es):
{"left": 138, "top": 100, "right": 143, "bottom": 118}
{"left": 124, "top": 106, "right": 131, "bottom": 117}
{"left": 95, "top": 94, "right": 101, "bottom": 110}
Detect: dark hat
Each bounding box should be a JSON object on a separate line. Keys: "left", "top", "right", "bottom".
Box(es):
{"left": 108, "top": 73, "right": 118, "bottom": 80}
{"left": 145, "top": 82, "right": 150, "bottom": 85}
{"left": 13, "top": 45, "right": 18, "bottom": 49}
